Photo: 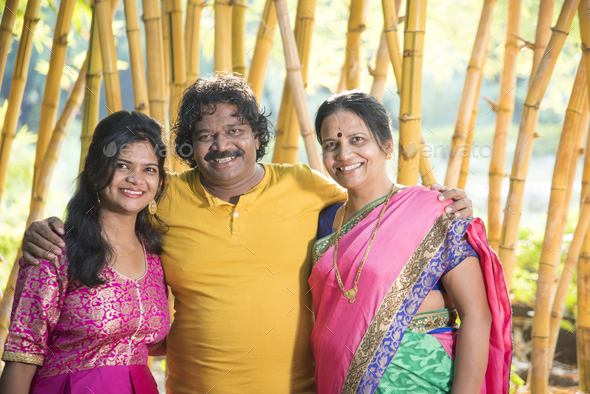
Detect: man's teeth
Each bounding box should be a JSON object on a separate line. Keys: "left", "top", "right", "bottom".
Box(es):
{"left": 122, "top": 189, "right": 143, "bottom": 195}
{"left": 215, "top": 156, "right": 235, "bottom": 164}
{"left": 339, "top": 163, "right": 362, "bottom": 171}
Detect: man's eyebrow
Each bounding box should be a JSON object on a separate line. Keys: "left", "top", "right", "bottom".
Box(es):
{"left": 194, "top": 123, "right": 245, "bottom": 134}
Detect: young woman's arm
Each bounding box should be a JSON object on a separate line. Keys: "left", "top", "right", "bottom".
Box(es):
{"left": 0, "top": 362, "right": 37, "bottom": 394}
{"left": 442, "top": 256, "right": 491, "bottom": 393}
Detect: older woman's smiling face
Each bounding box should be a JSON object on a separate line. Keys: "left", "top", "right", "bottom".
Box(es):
{"left": 320, "top": 110, "right": 392, "bottom": 192}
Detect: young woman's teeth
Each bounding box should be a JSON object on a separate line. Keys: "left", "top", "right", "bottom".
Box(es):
{"left": 215, "top": 156, "right": 235, "bottom": 164}
{"left": 122, "top": 189, "right": 143, "bottom": 195}
{"left": 339, "top": 163, "right": 362, "bottom": 171}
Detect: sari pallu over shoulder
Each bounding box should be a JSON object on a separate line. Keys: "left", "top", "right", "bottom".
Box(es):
{"left": 309, "top": 186, "right": 512, "bottom": 394}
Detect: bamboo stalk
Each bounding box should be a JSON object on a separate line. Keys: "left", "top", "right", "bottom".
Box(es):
{"left": 273, "top": 0, "right": 323, "bottom": 173}
{"left": 0, "top": 0, "right": 20, "bottom": 95}
{"left": 232, "top": 1, "right": 247, "bottom": 77}
{"left": 419, "top": 137, "right": 437, "bottom": 186}
{"left": 80, "top": 6, "right": 103, "bottom": 172}
{"left": 488, "top": 0, "right": 522, "bottom": 253}
{"left": 499, "top": 0, "right": 579, "bottom": 294}
{"left": 581, "top": 108, "right": 590, "bottom": 209}
{"left": 123, "top": 0, "right": 150, "bottom": 114}
{"left": 579, "top": 226, "right": 590, "bottom": 391}
{"left": 396, "top": 0, "right": 427, "bottom": 186}
{"left": 142, "top": 0, "right": 167, "bottom": 126}
{"left": 248, "top": 0, "right": 277, "bottom": 102}
{"left": 96, "top": 0, "right": 122, "bottom": 113}
{"left": 445, "top": 0, "right": 496, "bottom": 188}
{"left": 525, "top": 14, "right": 584, "bottom": 386}
{"left": 31, "top": 0, "right": 77, "bottom": 208}
{"left": 369, "top": 30, "right": 389, "bottom": 102}
{"left": 381, "top": 0, "right": 402, "bottom": 92}
{"left": 185, "top": 0, "right": 204, "bottom": 85}
{"left": 0, "top": 0, "right": 42, "bottom": 209}
{"left": 547, "top": 104, "right": 590, "bottom": 370}
{"left": 0, "top": 57, "right": 89, "bottom": 368}
{"left": 529, "top": 0, "right": 556, "bottom": 87}
{"left": 164, "top": 0, "right": 187, "bottom": 173}
{"left": 457, "top": 71, "right": 484, "bottom": 189}
{"left": 343, "top": 0, "right": 367, "bottom": 90}
{"left": 215, "top": 0, "right": 233, "bottom": 71}
{"left": 271, "top": 0, "right": 317, "bottom": 164}
{"left": 162, "top": 0, "right": 171, "bottom": 119}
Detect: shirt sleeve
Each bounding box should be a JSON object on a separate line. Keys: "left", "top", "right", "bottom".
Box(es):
{"left": 2, "top": 256, "right": 68, "bottom": 366}
{"left": 312, "top": 168, "right": 347, "bottom": 209}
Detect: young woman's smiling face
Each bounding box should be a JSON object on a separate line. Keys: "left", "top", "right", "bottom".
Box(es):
{"left": 320, "top": 110, "right": 392, "bottom": 192}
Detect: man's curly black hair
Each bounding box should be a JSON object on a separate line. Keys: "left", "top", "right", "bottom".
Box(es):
{"left": 172, "top": 74, "right": 273, "bottom": 168}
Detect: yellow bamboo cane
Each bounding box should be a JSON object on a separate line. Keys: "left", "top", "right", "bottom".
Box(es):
{"left": 343, "top": 0, "right": 367, "bottom": 90}
{"left": 397, "top": 0, "right": 427, "bottom": 186}
{"left": 123, "top": 0, "right": 150, "bottom": 114}
{"left": 458, "top": 71, "right": 484, "bottom": 189}
{"left": 185, "top": 0, "right": 204, "bottom": 85}
{"left": 487, "top": 0, "right": 522, "bottom": 253}
{"left": 526, "top": 20, "right": 584, "bottom": 389}
{"left": 381, "top": 0, "right": 402, "bottom": 92}
{"left": 96, "top": 0, "right": 122, "bottom": 113}
{"left": 369, "top": 31, "right": 390, "bottom": 102}
{"left": 161, "top": 0, "right": 171, "bottom": 116}
{"left": 271, "top": 0, "right": 317, "bottom": 164}
{"left": 142, "top": 0, "right": 167, "bottom": 126}
{"left": 547, "top": 105, "right": 590, "bottom": 370}
{"left": 529, "top": 0, "right": 556, "bottom": 87}
{"left": 445, "top": 0, "right": 496, "bottom": 188}
{"left": 248, "top": 0, "right": 277, "bottom": 102}
{"left": 215, "top": 0, "right": 233, "bottom": 72}
{"left": 579, "top": 226, "right": 590, "bottom": 391}
{"left": 232, "top": 1, "right": 247, "bottom": 77}
{"left": 165, "top": 0, "right": 187, "bottom": 173}
{"left": 419, "top": 137, "right": 437, "bottom": 186}
{"left": 0, "top": 0, "right": 42, "bottom": 209}
{"left": 499, "top": 0, "right": 579, "bottom": 295}
{"left": 581, "top": 108, "right": 590, "bottom": 208}
{"left": 0, "top": 0, "right": 20, "bottom": 95}
{"left": 273, "top": 0, "right": 323, "bottom": 173}
{"left": 0, "top": 57, "right": 89, "bottom": 367}
{"left": 80, "top": 7, "right": 103, "bottom": 173}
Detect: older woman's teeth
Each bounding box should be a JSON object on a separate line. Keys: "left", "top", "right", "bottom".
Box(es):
{"left": 215, "top": 156, "right": 235, "bottom": 164}
{"left": 339, "top": 163, "right": 362, "bottom": 171}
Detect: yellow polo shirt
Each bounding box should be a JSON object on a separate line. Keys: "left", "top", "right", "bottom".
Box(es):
{"left": 158, "top": 163, "right": 345, "bottom": 394}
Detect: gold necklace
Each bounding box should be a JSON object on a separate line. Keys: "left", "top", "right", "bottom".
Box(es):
{"left": 333, "top": 185, "right": 396, "bottom": 303}
{"left": 116, "top": 246, "right": 137, "bottom": 258}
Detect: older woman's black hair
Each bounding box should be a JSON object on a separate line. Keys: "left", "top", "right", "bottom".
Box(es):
{"left": 64, "top": 110, "right": 168, "bottom": 287}
{"left": 171, "top": 74, "right": 273, "bottom": 168}
{"left": 315, "top": 90, "right": 393, "bottom": 154}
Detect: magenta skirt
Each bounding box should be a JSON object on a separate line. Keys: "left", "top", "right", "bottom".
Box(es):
{"left": 30, "top": 365, "right": 159, "bottom": 394}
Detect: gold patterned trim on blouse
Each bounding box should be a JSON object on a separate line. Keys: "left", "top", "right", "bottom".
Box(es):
{"left": 2, "top": 350, "right": 44, "bottom": 366}
{"left": 408, "top": 307, "right": 459, "bottom": 333}
{"left": 340, "top": 214, "right": 454, "bottom": 394}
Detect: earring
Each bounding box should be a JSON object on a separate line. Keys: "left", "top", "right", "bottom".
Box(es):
{"left": 148, "top": 199, "right": 158, "bottom": 214}
{"left": 386, "top": 153, "right": 393, "bottom": 160}
{"left": 96, "top": 191, "right": 101, "bottom": 203}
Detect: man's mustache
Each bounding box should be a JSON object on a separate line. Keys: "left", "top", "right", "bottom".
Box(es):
{"left": 204, "top": 149, "right": 245, "bottom": 162}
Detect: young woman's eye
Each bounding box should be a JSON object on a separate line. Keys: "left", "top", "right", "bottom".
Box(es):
{"left": 145, "top": 167, "right": 157, "bottom": 173}
{"left": 117, "top": 163, "right": 129, "bottom": 169}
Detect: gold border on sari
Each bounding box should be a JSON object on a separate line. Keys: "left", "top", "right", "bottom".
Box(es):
{"left": 340, "top": 214, "right": 454, "bottom": 394}
{"left": 2, "top": 350, "right": 44, "bottom": 366}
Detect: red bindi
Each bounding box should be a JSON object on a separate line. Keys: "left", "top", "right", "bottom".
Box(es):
{"left": 337, "top": 132, "right": 342, "bottom": 138}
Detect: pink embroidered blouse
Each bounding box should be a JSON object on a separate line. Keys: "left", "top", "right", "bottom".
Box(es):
{"left": 2, "top": 244, "right": 170, "bottom": 384}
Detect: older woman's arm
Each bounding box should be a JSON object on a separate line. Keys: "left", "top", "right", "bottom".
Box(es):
{"left": 442, "top": 256, "right": 491, "bottom": 393}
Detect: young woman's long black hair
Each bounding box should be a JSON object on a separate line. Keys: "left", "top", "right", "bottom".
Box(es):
{"left": 64, "top": 110, "right": 168, "bottom": 287}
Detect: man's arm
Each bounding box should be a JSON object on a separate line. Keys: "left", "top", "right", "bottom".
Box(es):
{"left": 22, "top": 217, "right": 65, "bottom": 265}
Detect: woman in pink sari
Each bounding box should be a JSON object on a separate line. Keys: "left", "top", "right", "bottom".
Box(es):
{"left": 310, "top": 91, "right": 512, "bottom": 394}
{"left": 0, "top": 111, "right": 170, "bottom": 394}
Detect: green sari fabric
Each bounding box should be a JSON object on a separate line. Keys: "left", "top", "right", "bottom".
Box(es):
{"left": 375, "top": 329, "right": 454, "bottom": 394}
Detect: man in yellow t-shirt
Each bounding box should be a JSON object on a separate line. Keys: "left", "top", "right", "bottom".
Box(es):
{"left": 23, "top": 75, "right": 473, "bottom": 393}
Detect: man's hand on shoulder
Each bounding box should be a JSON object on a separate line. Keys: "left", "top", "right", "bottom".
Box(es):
{"left": 22, "top": 217, "right": 65, "bottom": 265}
{"left": 430, "top": 184, "right": 473, "bottom": 218}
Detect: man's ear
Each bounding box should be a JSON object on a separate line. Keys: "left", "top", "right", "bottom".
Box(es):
{"left": 254, "top": 132, "right": 261, "bottom": 150}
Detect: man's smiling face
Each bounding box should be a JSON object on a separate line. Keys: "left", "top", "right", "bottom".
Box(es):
{"left": 191, "top": 103, "right": 260, "bottom": 187}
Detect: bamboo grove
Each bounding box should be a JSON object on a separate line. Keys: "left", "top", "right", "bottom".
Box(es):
{"left": 0, "top": 0, "right": 590, "bottom": 391}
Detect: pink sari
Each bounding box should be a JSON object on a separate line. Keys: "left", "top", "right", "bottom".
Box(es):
{"left": 309, "top": 186, "right": 512, "bottom": 394}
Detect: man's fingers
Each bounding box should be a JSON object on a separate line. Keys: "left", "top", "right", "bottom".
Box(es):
{"left": 438, "top": 188, "right": 466, "bottom": 201}
{"left": 430, "top": 183, "right": 443, "bottom": 192}
{"left": 22, "top": 251, "right": 40, "bottom": 266}
{"left": 38, "top": 222, "right": 65, "bottom": 250}
{"left": 25, "top": 232, "right": 61, "bottom": 259}
{"left": 48, "top": 217, "right": 65, "bottom": 238}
